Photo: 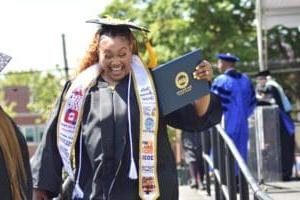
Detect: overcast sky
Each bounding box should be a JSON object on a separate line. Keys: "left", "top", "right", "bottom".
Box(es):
{"left": 0, "top": 0, "right": 110, "bottom": 73}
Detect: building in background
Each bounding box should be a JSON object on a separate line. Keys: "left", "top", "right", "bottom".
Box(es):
{"left": 4, "top": 86, "right": 44, "bottom": 157}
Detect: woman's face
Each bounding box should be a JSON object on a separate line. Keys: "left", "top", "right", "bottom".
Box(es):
{"left": 99, "top": 35, "right": 132, "bottom": 84}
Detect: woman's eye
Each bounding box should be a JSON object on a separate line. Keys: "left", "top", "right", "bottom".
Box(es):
{"left": 119, "top": 53, "right": 126, "bottom": 57}
{"left": 105, "top": 54, "right": 112, "bottom": 59}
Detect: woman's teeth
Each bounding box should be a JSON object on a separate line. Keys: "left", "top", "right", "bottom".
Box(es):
{"left": 112, "top": 66, "right": 122, "bottom": 71}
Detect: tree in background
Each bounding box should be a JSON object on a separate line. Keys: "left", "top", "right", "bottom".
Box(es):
{"left": 267, "top": 26, "right": 300, "bottom": 105}
{"left": 0, "top": 70, "right": 63, "bottom": 123}
{"left": 102, "top": 0, "right": 257, "bottom": 68}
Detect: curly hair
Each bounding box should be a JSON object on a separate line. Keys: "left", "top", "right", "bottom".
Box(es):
{"left": 76, "top": 26, "right": 139, "bottom": 74}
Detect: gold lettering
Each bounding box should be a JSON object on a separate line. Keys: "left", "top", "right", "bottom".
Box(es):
{"left": 176, "top": 85, "right": 192, "bottom": 96}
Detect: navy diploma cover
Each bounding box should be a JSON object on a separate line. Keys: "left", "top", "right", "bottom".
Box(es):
{"left": 152, "top": 49, "right": 210, "bottom": 116}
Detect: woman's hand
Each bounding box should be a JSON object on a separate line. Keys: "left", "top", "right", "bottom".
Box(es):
{"left": 193, "top": 60, "right": 213, "bottom": 116}
{"left": 193, "top": 60, "right": 213, "bottom": 82}
{"left": 33, "top": 188, "right": 49, "bottom": 200}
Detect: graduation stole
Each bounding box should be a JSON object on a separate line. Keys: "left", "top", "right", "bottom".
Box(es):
{"left": 131, "top": 55, "right": 160, "bottom": 200}
{"left": 57, "top": 64, "right": 100, "bottom": 199}
{"left": 266, "top": 77, "right": 292, "bottom": 112}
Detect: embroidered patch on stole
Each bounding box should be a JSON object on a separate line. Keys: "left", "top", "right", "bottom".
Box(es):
{"left": 131, "top": 55, "right": 160, "bottom": 200}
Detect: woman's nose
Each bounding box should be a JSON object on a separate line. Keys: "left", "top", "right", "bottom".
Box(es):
{"left": 111, "top": 58, "right": 121, "bottom": 66}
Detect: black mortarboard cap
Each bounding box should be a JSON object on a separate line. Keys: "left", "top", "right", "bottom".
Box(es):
{"left": 86, "top": 16, "right": 149, "bottom": 32}
{"left": 217, "top": 53, "right": 240, "bottom": 62}
{"left": 86, "top": 16, "right": 158, "bottom": 68}
{"left": 255, "top": 70, "right": 271, "bottom": 77}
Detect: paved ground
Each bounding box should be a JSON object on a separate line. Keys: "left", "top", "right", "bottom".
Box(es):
{"left": 264, "top": 180, "right": 300, "bottom": 200}
{"left": 179, "top": 180, "right": 300, "bottom": 200}
{"left": 179, "top": 185, "right": 212, "bottom": 200}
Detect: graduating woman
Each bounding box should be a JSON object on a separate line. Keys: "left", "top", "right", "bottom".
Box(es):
{"left": 31, "top": 17, "right": 222, "bottom": 200}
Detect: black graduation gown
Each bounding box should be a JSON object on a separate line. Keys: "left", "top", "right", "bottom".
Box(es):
{"left": 265, "top": 85, "right": 295, "bottom": 180}
{"left": 31, "top": 75, "right": 222, "bottom": 199}
{"left": 0, "top": 110, "right": 33, "bottom": 200}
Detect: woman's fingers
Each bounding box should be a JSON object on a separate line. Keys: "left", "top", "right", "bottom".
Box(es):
{"left": 193, "top": 60, "right": 213, "bottom": 81}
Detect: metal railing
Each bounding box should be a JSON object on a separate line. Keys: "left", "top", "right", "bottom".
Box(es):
{"left": 201, "top": 124, "right": 273, "bottom": 200}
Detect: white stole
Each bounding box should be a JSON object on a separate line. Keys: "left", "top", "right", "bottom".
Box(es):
{"left": 57, "top": 64, "right": 100, "bottom": 198}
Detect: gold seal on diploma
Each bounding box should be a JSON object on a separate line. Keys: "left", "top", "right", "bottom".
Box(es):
{"left": 175, "top": 72, "right": 189, "bottom": 89}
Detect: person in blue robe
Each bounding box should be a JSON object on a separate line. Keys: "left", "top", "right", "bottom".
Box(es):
{"left": 211, "top": 53, "right": 256, "bottom": 166}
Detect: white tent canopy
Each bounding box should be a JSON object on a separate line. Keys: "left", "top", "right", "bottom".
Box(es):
{"left": 261, "top": 0, "right": 300, "bottom": 30}
{"left": 256, "top": 0, "right": 300, "bottom": 70}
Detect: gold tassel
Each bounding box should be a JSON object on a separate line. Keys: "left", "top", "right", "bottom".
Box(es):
{"left": 143, "top": 32, "right": 158, "bottom": 69}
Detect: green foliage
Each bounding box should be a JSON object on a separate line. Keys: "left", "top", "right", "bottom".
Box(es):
{"left": 0, "top": 71, "right": 63, "bottom": 123}
{"left": 267, "top": 26, "right": 300, "bottom": 60}
{"left": 102, "top": 0, "right": 257, "bottom": 66}
{"left": 1, "top": 102, "right": 17, "bottom": 117}
{"left": 265, "top": 25, "right": 300, "bottom": 102}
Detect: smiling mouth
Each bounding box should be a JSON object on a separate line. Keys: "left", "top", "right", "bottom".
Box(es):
{"left": 111, "top": 66, "right": 122, "bottom": 72}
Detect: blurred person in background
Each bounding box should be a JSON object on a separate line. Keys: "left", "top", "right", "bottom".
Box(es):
{"left": 0, "top": 52, "right": 32, "bottom": 200}
{"left": 211, "top": 53, "right": 256, "bottom": 171}
{"left": 181, "top": 129, "right": 207, "bottom": 190}
{"left": 255, "top": 70, "right": 295, "bottom": 181}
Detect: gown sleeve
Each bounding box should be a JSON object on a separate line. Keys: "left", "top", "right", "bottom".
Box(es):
{"left": 31, "top": 81, "right": 71, "bottom": 198}
{"left": 165, "top": 92, "right": 222, "bottom": 132}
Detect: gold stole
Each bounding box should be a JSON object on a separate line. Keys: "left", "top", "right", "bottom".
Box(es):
{"left": 131, "top": 55, "right": 160, "bottom": 200}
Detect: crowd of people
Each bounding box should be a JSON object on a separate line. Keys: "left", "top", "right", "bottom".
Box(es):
{"left": 0, "top": 16, "right": 296, "bottom": 199}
